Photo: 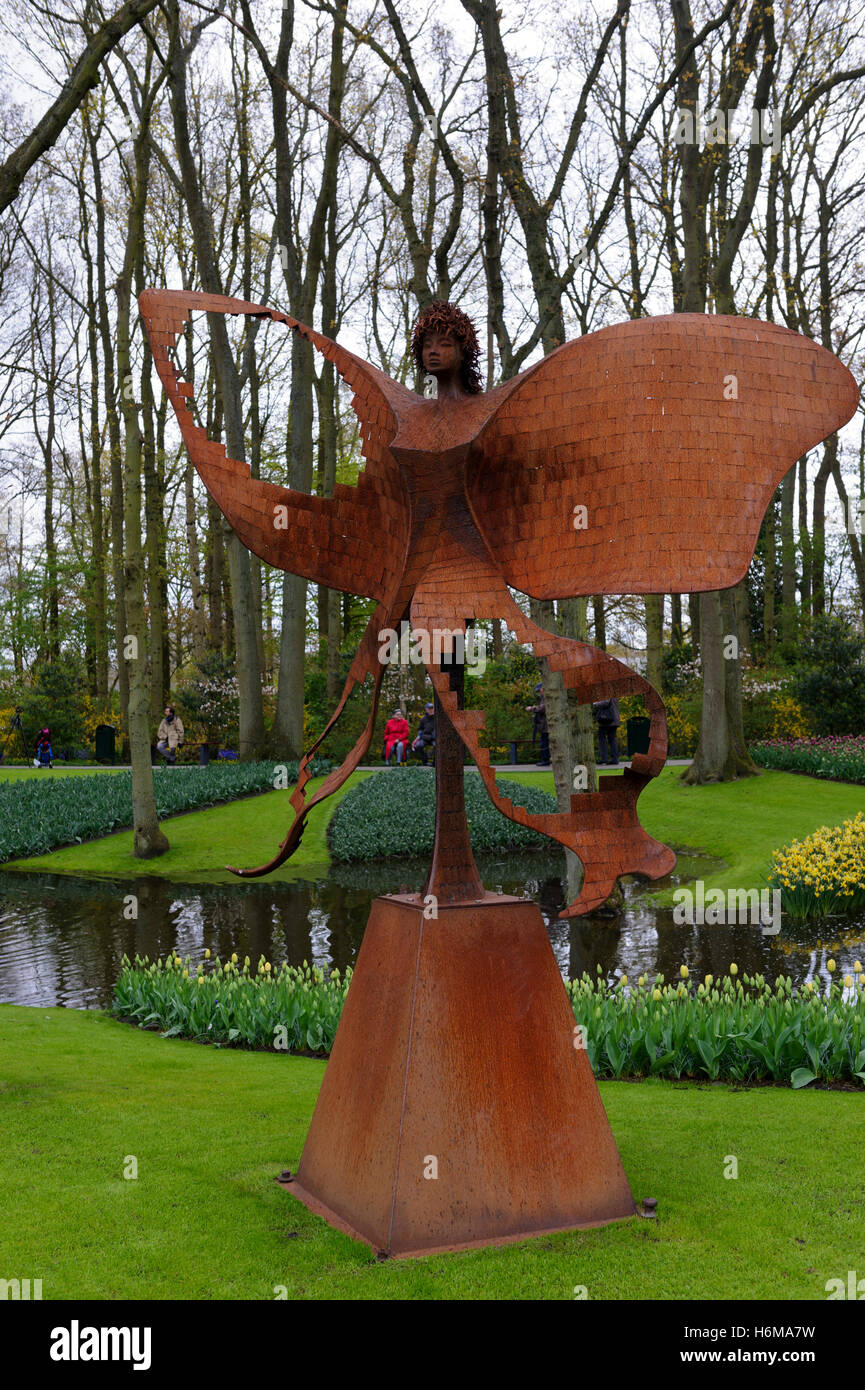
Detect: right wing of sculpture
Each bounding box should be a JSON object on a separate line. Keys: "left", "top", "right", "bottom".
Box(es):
{"left": 467, "top": 314, "right": 859, "bottom": 599}
{"left": 139, "top": 289, "right": 412, "bottom": 601}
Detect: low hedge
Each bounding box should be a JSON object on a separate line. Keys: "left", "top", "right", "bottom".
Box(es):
{"left": 0, "top": 759, "right": 333, "bottom": 862}
{"left": 327, "top": 766, "right": 558, "bottom": 861}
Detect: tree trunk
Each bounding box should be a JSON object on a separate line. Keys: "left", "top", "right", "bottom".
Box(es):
{"left": 116, "top": 102, "right": 168, "bottom": 858}
{"left": 645, "top": 594, "right": 663, "bottom": 692}
{"left": 780, "top": 465, "right": 797, "bottom": 646}
{"left": 167, "top": 1, "right": 264, "bottom": 758}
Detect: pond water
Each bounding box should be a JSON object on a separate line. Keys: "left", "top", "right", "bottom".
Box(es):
{"left": 2, "top": 851, "right": 863, "bottom": 1010}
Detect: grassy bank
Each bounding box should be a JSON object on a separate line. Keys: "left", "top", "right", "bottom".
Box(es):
{"left": 0, "top": 1003, "right": 860, "bottom": 1299}
{"left": 0, "top": 772, "right": 370, "bottom": 883}
{"left": 3, "top": 766, "right": 863, "bottom": 904}
{"left": 0, "top": 765, "right": 127, "bottom": 781}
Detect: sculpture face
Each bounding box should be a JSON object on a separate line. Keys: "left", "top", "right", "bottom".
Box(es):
{"left": 139, "top": 288, "right": 858, "bottom": 916}
{"left": 421, "top": 330, "right": 463, "bottom": 385}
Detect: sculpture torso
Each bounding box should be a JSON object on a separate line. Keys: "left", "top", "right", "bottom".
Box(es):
{"left": 388, "top": 391, "right": 510, "bottom": 596}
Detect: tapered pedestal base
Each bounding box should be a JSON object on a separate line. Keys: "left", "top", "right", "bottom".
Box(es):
{"left": 279, "top": 893, "right": 635, "bottom": 1257}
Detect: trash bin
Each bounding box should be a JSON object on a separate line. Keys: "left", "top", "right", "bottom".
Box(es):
{"left": 94, "top": 723, "right": 116, "bottom": 764}
{"left": 199, "top": 742, "right": 218, "bottom": 766}
{"left": 626, "top": 716, "right": 651, "bottom": 758}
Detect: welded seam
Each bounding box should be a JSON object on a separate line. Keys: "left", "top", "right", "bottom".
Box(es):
{"left": 386, "top": 913, "right": 425, "bottom": 1254}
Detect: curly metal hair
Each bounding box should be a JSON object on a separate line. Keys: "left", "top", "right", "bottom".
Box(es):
{"left": 410, "top": 300, "right": 484, "bottom": 395}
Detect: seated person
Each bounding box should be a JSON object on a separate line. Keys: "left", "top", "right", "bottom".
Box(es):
{"left": 412, "top": 702, "right": 436, "bottom": 765}
{"left": 383, "top": 708, "right": 410, "bottom": 766}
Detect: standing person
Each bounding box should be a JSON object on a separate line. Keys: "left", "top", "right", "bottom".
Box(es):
{"left": 592, "top": 697, "right": 621, "bottom": 766}
{"left": 526, "top": 683, "right": 550, "bottom": 765}
{"left": 383, "top": 708, "right": 410, "bottom": 766}
{"left": 34, "top": 727, "right": 53, "bottom": 769}
{"left": 412, "top": 701, "right": 436, "bottom": 764}
{"left": 156, "top": 705, "right": 185, "bottom": 765}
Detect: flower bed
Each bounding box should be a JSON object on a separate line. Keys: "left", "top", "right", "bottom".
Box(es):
{"left": 769, "top": 812, "right": 865, "bottom": 922}
{"left": 113, "top": 953, "right": 348, "bottom": 1054}
{"left": 0, "top": 759, "right": 333, "bottom": 862}
{"left": 113, "top": 955, "right": 865, "bottom": 1087}
{"left": 327, "top": 765, "right": 557, "bottom": 860}
{"left": 751, "top": 734, "right": 865, "bottom": 784}
{"left": 568, "top": 966, "right": 864, "bottom": 1086}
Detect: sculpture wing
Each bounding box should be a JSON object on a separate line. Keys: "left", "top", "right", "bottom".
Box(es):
{"left": 467, "top": 314, "right": 859, "bottom": 598}
{"left": 139, "top": 289, "right": 413, "bottom": 600}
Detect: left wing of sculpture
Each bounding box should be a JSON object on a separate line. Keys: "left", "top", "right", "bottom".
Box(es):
{"left": 467, "top": 314, "right": 859, "bottom": 598}
{"left": 139, "top": 288, "right": 412, "bottom": 601}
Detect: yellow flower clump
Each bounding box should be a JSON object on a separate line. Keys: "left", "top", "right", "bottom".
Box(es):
{"left": 771, "top": 812, "right": 865, "bottom": 908}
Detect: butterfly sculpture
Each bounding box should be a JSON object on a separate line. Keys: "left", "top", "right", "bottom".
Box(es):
{"left": 139, "top": 289, "right": 858, "bottom": 916}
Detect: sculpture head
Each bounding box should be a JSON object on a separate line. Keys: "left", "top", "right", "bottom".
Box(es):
{"left": 411, "top": 300, "right": 483, "bottom": 396}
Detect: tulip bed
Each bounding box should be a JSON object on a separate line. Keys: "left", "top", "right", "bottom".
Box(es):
{"left": 569, "top": 966, "right": 865, "bottom": 1086}
{"left": 751, "top": 733, "right": 865, "bottom": 784}
{"left": 113, "top": 953, "right": 350, "bottom": 1054}
{"left": 327, "top": 766, "right": 556, "bottom": 860}
{"left": 0, "top": 759, "right": 333, "bottom": 863}
{"left": 114, "top": 954, "right": 865, "bottom": 1087}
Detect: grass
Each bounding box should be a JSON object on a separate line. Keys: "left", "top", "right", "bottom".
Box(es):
{"left": 0, "top": 1003, "right": 861, "bottom": 1300}
{"left": 632, "top": 767, "right": 865, "bottom": 907}
{"left": 4, "top": 764, "right": 863, "bottom": 903}
{"left": 0, "top": 765, "right": 127, "bottom": 781}
{"left": 0, "top": 772, "right": 373, "bottom": 883}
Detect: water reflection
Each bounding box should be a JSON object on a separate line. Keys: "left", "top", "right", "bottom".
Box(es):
{"left": 1, "top": 851, "right": 863, "bottom": 1010}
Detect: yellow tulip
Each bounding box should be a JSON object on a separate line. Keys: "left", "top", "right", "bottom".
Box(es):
{"left": 680, "top": 965, "right": 689, "bottom": 979}
{"left": 652, "top": 988, "right": 662, "bottom": 1001}
{"left": 827, "top": 959, "right": 836, "bottom": 972}
{"left": 204, "top": 948, "right": 211, "bottom": 959}
{"left": 729, "top": 963, "right": 738, "bottom": 975}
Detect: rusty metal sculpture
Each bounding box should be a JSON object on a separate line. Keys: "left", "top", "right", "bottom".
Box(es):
{"left": 140, "top": 288, "right": 857, "bottom": 1256}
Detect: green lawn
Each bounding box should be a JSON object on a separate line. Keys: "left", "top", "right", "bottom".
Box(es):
{"left": 0, "top": 1003, "right": 859, "bottom": 1300}
{"left": 0, "top": 765, "right": 126, "bottom": 782}
{"left": 1, "top": 772, "right": 373, "bottom": 882}
{"left": 3, "top": 765, "right": 863, "bottom": 902}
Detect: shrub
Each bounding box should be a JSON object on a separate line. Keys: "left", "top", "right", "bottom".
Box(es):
{"left": 0, "top": 759, "right": 333, "bottom": 862}
{"left": 15, "top": 651, "right": 88, "bottom": 751}
{"left": 792, "top": 613, "right": 865, "bottom": 736}
{"left": 327, "top": 766, "right": 557, "bottom": 861}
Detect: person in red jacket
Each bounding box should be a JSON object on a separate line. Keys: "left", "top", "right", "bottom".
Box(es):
{"left": 383, "top": 708, "right": 410, "bottom": 766}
